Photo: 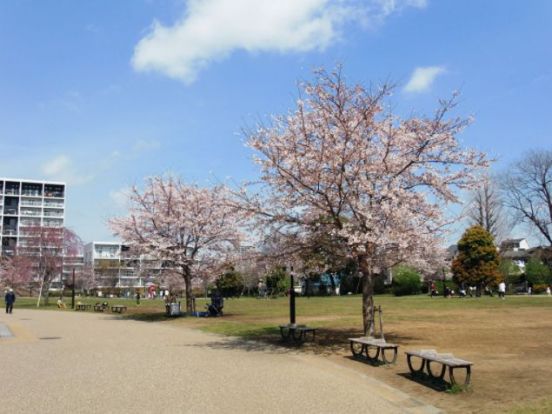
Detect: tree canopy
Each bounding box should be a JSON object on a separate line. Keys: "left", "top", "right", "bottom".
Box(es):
{"left": 452, "top": 225, "right": 501, "bottom": 288}
{"left": 110, "top": 176, "right": 243, "bottom": 313}
{"left": 242, "top": 67, "right": 489, "bottom": 334}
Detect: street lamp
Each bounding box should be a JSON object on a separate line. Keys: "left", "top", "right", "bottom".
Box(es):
{"left": 289, "top": 266, "right": 296, "bottom": 326}
{"left": 71, "top": 268, "right": 76, "bottom": 309}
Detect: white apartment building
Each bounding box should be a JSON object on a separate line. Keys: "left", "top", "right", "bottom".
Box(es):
{"left": 84, "top": 242, "right": 166, "bottom": 294}
{"left": 0, "top": 178, "right": 65, "bottom": 256}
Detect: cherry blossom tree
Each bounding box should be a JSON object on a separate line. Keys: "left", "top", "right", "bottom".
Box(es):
{"left": 0, "top": 255, "right": 33, "bottom": 291}
{"left": 110, "top": 176, "right": 243, "bottom": 314}
{"left": 242, "top": 67, "right": 489, "bottom": 335}
{"left": 19, "top": 226, "right": 82, "bottom": 306}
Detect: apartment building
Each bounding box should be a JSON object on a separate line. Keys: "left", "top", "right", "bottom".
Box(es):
{"left": 84, "top": 242, "right": 166, "bottom": 294}
{"left": 0, "top": 178, "right": 65, "bottom": 256}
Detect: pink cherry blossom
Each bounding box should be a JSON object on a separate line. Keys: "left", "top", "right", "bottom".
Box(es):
{"left": 110, "top": 176, "right": 244, "bottom": 314}
{"left": 244, "top": 67, "right": 489, "bottom": 335}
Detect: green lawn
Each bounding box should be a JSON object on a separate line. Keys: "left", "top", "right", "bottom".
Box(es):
{"left": 14, "top": 293, "right": 552, "bottom": 338}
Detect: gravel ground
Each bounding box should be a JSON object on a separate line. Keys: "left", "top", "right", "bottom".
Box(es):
{"left": 0, "top": 309, "right": 440, "bottom": 414}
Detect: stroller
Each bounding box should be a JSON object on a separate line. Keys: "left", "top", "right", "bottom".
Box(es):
{"left": 207, "top": 292, "right": 224, "bottom": 317}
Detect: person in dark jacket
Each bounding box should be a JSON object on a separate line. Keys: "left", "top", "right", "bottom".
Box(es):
{"left": 5, "top": 288, "right": 16, "bottom": 314}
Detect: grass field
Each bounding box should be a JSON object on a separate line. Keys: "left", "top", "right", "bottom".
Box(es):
{"left": 12, "top": 293, "right": 552, "bottom": 413}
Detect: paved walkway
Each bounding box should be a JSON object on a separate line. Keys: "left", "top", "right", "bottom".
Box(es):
{"left": 0, "top": 310, "right": 441, "bottom": 413}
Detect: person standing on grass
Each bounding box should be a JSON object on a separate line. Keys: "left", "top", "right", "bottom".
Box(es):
{"left": 498, "top": 281, "right": 506, "bottom": 299}
{"left": 5, "top": 288, "right": 16, "bottom": 314}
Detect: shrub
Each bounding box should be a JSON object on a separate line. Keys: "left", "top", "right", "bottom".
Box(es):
{"left": 265, "top": 266, "right": 290, "bottom": 296}
{"left": 533, "top": 284, "right": 548, "bottom": 294}
{"left": 216, "top": 271, "right": 244, "bottom": 297}
{"left": 525, "top": 258, "right": 552, "bottom": 285}
{"left": 392, "top": 266, "right": 422, "bottom": 296}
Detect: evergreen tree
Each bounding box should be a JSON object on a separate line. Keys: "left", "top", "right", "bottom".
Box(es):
{"left": 452, "top": 225, "right": 501, "bottom": 288}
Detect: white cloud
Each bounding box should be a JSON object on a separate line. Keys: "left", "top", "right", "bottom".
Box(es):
{"left": 132, "top": 139, "right": 160, "bottom": 153}
{"left": 132, "top": 0, "right": 428, "bottom": 83}
{"left": 109, "top": 187, "right": 131, "bottom": 209}
{"left": 404, "top": 65, "right": 445, "bottom": 93}
{"left": 42, "top": 155, "right": 96, "bottom": 186}
{"left": 42, "top": 155, "right": 71, "bottom": 176}
{"left": 377, "top": 0, "right": 427, "bottom": 16}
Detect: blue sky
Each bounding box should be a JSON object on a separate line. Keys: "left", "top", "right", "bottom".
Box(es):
{"left": 1, "top": 0, "right": 551, "bottom": 244}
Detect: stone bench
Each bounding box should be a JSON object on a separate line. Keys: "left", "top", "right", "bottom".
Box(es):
{"left": 349, "top": 337, "right": 399, "bottom": 364}
{"left": 279, "top": 324, "right": 316, "bottom": 343}
{"left": 111, "top": 305, "right": 127, "bottom": 313}
{"left": 405, "top": 349, "right": 473, "bottom": 386}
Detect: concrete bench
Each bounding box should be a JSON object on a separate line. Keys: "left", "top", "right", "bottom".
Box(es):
{"left": 111, "top": 305, "right": 127, "bottom": 313}
{"left": 405, "top": 349, "right": 473, "bottom": 386}
{"left": 349, "top": 337, "right": 399, "bottom": 364}
{"left": 279, "top": 324, "right": 316, "bottom": 343}
{"left": 75, "top": 304, "right": 91, "bottom": 311}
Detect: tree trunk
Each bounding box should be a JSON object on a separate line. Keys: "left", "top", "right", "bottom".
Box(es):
{"left": 361, "top": 270, "right": 376, "bottom": 337}
{"left": 184, "top": 270, "right": 193, "bottom": 315}
{"left": 329, "top": 273, "right": 336, "bottom": 295}
{"left": 36, "top": 277, "right": 45, "bottom": 308}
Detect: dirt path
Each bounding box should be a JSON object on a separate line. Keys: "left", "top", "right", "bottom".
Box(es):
{"left": 0, "top": 310, "right": 440, "bottom": 414}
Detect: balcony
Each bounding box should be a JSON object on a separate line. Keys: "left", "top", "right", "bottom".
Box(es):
{"left": 20, "top": 219, "right": 41, "bottom": 227}
{"left": 20, "top": 199, "right": 42, "bottom": 207}
{"left": 2, "top": 228, "right": 17, "bottom": 236}
{"left": 21, "top": 190, "right": 42, "bottom": 197}
{"left": 43, "top": 220, "right": 63, "bottom": 228}
{"left": 43, "top": 210, "right": 64, "bottom": 218}
{"left": 44, "top": 201, "right": 64, "bottom": 208}
{"left": 20, "top": 209, "right": 41, "bottom": 217}
{"left": 3, "top": 207, "right": 18, "bottom": 215}
{"left": 4, "top": 189, "right": 19, "bottom": 195}
{"left": 44, "top": 191, "right": 64, "bottom": 198}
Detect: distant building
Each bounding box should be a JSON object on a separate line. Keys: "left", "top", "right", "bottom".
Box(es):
{"left": 0, "top": 178, "right": 65, "bottom": 256}
{"left": 500, "top": 238, "right": 529, "bottom": 252}
{"left": 500, "top": 238, "right": 530, "bottom": 270}
{"left": 83, "top": 241, "right": 167, "bottom": 294}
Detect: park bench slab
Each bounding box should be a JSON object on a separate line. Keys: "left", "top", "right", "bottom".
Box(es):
{"left": 111, "top": 305, "right": 127, "bottom": 313}
{"left": 349, "top": 337, "right": 399, "bottom": 364}
{"left": 405, "top": 349, "right": 473, "bottom": 386}
{"left": 279, "top": 324, "right": 316, "bottom": 343}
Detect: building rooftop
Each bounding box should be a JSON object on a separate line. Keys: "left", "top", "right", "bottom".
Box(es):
{"left": 0, "top": 177, "right": 65, "bottom": 185}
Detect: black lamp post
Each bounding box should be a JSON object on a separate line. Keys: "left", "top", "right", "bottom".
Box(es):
{"left": 442, "top": 268, "right": 447, "bottom": 298}
{"left": 71, "top": 268, "right": 76, "bottom": 309}
{"left": 289, "top": 266, "right": 296, "bottom": 325}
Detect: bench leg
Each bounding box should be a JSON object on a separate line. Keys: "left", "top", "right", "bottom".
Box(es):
{"left": 291, "top": 329, "right": 304, "bottom": 343}
{"left": 280, "top": 327, "right": 291, "bottom": 341}
{"left": 350, "top": 342, "right": 366, "bottom": 358}
{"left": 426, "top": 361, "right": 446, "bottom": 380}
{"left": 449, "top": 365, "right": 471, "bottom": 386}
{"left": 365, "top": 345, "right": 380, "bottom": 361}
{"left": 407, "top": 355, "right": 426, "bottom": 375}
{"left": 381, "top": 347, "right": 398, "bottom": 364}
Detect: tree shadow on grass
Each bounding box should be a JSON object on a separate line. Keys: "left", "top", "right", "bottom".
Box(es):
{"left": 114, "top": 312, "right": 172, "bottom": 322}
{"left": 181, "top": 327, "right": 423, "bottom": 357}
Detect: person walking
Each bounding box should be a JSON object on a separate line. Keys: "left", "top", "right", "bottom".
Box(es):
{"left": 498, "top": 281, "right": 506, "bottom": 299}
{"left": 5, "top": 288, "right": 16, "bottom": 314}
